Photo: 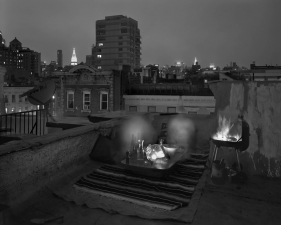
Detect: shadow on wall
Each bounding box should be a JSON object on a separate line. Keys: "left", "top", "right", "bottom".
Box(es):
{"left": 209, "top": 81, "right": 281, "bottom": 178}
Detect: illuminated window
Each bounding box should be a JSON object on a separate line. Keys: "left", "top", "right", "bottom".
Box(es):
{"left": 97, "top": 55, "right": 102, "bottom": 58}
{"left": 98, "top": 43, "right": 103, "bottom": 46}
{"left": 97, "top": 66, "right": 102, "bottom": 69}
{"left": 83, "top": 91, "right": 91, "bottom": 110}
{"left": 67, "top": 91, "right": 74, "bottom": 109}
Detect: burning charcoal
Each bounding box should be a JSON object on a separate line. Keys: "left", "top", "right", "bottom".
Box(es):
{"left": 229, "top": 137, "right": 237, "bottom": 142}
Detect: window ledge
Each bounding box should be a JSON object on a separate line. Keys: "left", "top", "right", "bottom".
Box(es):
{"left": 66, "top": 109, "right": 75, "bottom": 112}
{"left": 98, "top": 110, "right": 109, "bottom": 113}
{"left": 81, "top": 110, "right": 91, "bottom": 113}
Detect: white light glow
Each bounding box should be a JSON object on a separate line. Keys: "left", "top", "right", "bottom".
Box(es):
{"left": 71, "top": 48, "right": 77, "bottom": 65}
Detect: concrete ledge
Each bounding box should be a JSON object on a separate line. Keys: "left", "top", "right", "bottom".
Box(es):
{"left": 0, "top": 118, "right": 122, "bottom": 208}
{"left": 0, "top": 118, "right": 121, "bottom": 156}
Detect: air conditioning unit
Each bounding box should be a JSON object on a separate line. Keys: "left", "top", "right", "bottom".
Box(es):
{"left": 84, "top": 105, "right": 90, "bottom": 110}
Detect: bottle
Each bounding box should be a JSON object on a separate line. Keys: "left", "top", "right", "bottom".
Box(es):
{"left": 137, "top": 140, "right": 144, "bottom": 160}
{"left": 126, "top": 150, "right": 130, "bottom": 164}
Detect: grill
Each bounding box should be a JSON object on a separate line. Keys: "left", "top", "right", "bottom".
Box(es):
{"left": 210, "top": 115, "right": 250, "bottom": 183}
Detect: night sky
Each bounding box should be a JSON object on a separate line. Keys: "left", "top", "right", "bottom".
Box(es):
{"left": 1, "top": 0, "right": 280, "bottom": 68}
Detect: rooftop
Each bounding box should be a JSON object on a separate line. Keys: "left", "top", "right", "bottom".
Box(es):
{"left": 1, "top": 81, "right": 281, "bottom": 224}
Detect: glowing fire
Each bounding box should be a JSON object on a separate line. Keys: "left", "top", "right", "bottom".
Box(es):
{"left": 213, "top": 115, "right": 241, "bottom": 142}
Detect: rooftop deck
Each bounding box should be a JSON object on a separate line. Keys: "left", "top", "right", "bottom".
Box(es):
{"left": 7, "top": 158, "right": 281, "bottom": 225}
{"left": 1, "top": 81, "right": 281, "bottom": 224}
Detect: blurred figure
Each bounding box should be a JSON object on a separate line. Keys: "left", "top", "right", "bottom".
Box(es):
{"left": 119, "top": 114, "right": 157, "bottom": 152}
{"left": 166, "top": 114, "right": 196, "bottom": 154}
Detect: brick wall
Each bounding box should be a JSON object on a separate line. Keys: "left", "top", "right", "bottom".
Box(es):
{"left": 0, "top": 119, "right": 121, "bottom": 208}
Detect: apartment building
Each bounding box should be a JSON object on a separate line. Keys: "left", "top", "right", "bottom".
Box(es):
{"left": 94, "top": 15, "right": 141, "bottom": 70}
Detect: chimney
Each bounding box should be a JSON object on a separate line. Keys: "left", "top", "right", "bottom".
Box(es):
{"left": 141, "top": 69, "right": 144, "bottom": 84}
{"left": 153, "top": 71, "right": 157, "bottom": 84}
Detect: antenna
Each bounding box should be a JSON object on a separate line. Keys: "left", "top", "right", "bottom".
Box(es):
{"left": 20, "top": 80, "right": 56, "bottom": 121}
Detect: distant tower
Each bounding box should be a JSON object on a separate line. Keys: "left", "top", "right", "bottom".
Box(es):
{"left": 194, "top": 57, "right": 197, "bottom": 65}
{"left": 57, "top": 50, "right": 63, "bottom": 68}
{"left": 0, "top": 31, "right": 6, "bottom": 47}
{"left": 71, "top": 48, "right": 77, "bottom": 65}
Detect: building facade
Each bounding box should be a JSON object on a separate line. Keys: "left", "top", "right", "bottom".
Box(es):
{"left": 0, "top": 32, "right": 41, "bottom": 84}
{"left": 94, "top": 15, "right": 141, "bottom": 70}
{"left": 57, "top": 50, "right": 63, "bottom": 68}
{"left": 123, "top": 95, "right": 215, "bottom": 114}
{"left": 85, "top": 55, "right": 92, "bottom": 66}
{"left": 3, "top": 86, "right": 37, "bottom": 113}
{"left": 249, "top": 62, "right": 281, "bottom": 81}
{"left": 53, "top": 64, "right": 126, "bottom": 117}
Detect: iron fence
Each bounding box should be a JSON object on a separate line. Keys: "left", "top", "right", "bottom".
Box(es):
{"left": 0, "top": 109, "right": 48, "bottom": 136}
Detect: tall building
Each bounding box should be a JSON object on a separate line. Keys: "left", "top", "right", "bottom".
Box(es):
{"left": 0, "top": 32, "right": 41, "bottom": 83}
{"left": 57, "top": 50, "right": 63, "bottom": 68}
{"left": 94, "top": 15, "right": 141, "bottom": 70}
{"left": 85, "top": 55, "right": 92, "bottom": 66}
{"left": 71, "top": 48, "right": 77, "bottom": 66}
{"left": 0, "top": 31, "right": 6, "bottom": 47}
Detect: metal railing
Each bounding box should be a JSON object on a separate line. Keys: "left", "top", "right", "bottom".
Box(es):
{"left": 0, "top": 109, "right": 48, "bottom": 136}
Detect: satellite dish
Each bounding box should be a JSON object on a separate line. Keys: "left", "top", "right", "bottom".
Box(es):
{"left": 21, "top": 80, "right": 56, "bottom": 105}
{"left": 20, "top": 80, "right": 57, "bottom": 122}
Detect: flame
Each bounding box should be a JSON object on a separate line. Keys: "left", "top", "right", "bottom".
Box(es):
{"left": 213, "top": 115, "right": 241, "bottom": 142}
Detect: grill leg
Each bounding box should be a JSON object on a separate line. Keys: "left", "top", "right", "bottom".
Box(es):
{"left": 235, "top": 149, "right": 241, "bottom": 171}
{"left": 213, "top": 145, "right": 218, "bottom": 162}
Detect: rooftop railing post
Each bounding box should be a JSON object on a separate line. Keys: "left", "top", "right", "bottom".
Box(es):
{"left": 39, "top": 109, "right": 41, "bottom": 136}
{"left": 36, "top": 110, "right": 38, "bottom": 135}
{"left": 43, "top": 109, "right": 45, "bottom": 135}
{"left": 31, "top": 111, "right": 33, "bottom": 134}
{"left": 14, "top": 113, "right": 16, "bottom": 133}
{"left": 19, "top": 112, "right": 21, "bottom": 133}
{"left": 24, "top": 112, "right": 26, "bottom": 133}
{"left": 10, "top": 115, "right": 12, "bottom": 133}
{"left": 28, "top": 111, "right": 30, "bottom": 134}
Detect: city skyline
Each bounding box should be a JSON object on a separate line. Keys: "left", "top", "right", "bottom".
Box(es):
{"left": 1, "top": 0, "right": 281, "bottom": 68}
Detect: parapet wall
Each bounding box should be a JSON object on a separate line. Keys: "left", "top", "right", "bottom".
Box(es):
{"left": 0, "top": 119, "right": 120, "bottom": 208}
{"left": 209, "top": 81, "right": 281, "bottom": 178}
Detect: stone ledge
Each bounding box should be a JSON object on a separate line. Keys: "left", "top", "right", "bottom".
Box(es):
{"left": 0, "top": 118, "right": 122, "bottom": 156}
